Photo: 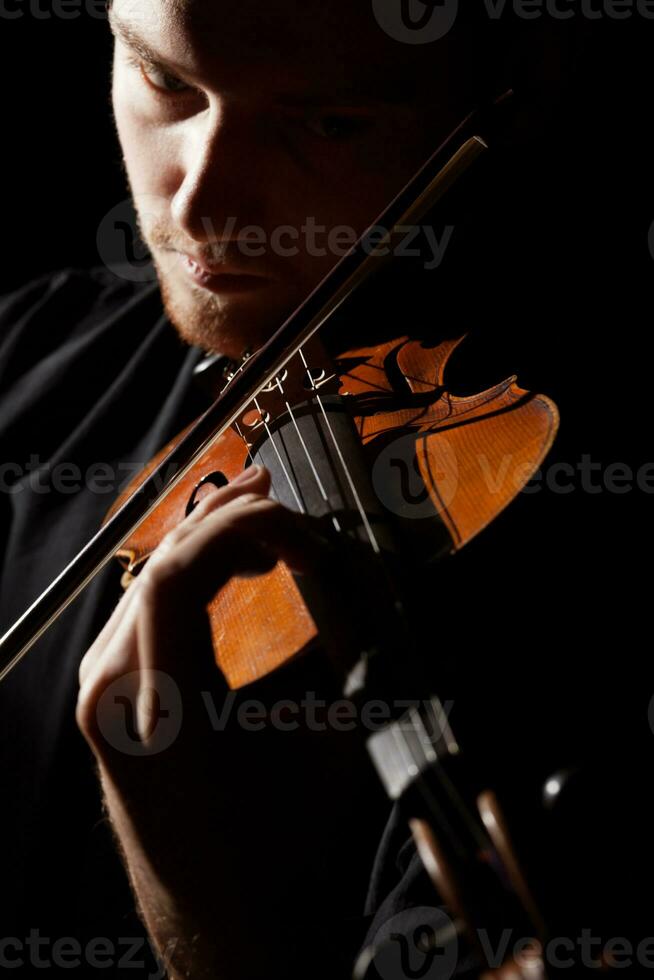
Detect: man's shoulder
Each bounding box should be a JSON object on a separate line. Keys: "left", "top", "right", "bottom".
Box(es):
{"left": 0, "top": 263, "right": 161, "bottom": 327}
{"left": 0, "top": 263, "right": 164, "bottom": 389}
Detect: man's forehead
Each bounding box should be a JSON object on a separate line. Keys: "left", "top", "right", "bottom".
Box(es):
{"left": 113, "top": 0, "right": 464, "bottom": 103}
{"left": 172, "top": 0, "right": 396, "bottom": 54}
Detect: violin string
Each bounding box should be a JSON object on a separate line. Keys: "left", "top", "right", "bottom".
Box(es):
{"left": 233, "top": 419, "right": 280, "bottom": 502}
{"left": 390, "top": 717, "right": 420, "bottom": 781}
{"left": 232, "top": 348, "right": 378, "bottom": 552}
{"left": 231, "top": 359, "right": 326, "bottom": 514}
{"left": 241, "top": 363, "right": 488, "bottom": 858}
{"left": 274, "top": 372, "right": 342, "bottom": 534}
{"left": 298, "top": 347, "right": 381, "bottom": 555}
{"left": 424, "top": 697, "right": 459, "bottom": 758}
{"left": 252, "top": 395, "right": 305, "bottom": 513}
{"left": 392, "top": 716, "right": 464, "bottom": 855}
{"left": 406, "top": 703, "right": 488, "bottom": 851}
{"left": 238, "top": 357, "right": 454, "bottom": 825}
{"left": 233, "top": 421, "right": 256, "bottom": 466}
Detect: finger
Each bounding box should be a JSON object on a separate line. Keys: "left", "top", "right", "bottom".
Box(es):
{"left": 135, "top": 496, "right": 332, "bottom": 700}
{"left": 76, "top": 607, "right": 143, "bottom": 755}
{"left": 145, "top": 464, "right": 270, "bottom": 562}
{"left": 148, "top": 494, "right": 331, "bottom": 602}
{"left": 79, "top": 466, "right": 270, "bottom": 686}
{"left": 78, "top": 578, "right": 145, "bottom": 696}
{"left": 77, "top": 473, "right": 278, "bottom": 750}
{"left": 78, "top": 574, "right": 144, "bottom": 688}
{"left": 177, "top": 463, "right": 270, "bottom": 530}
{"left": 83, "top": 494, "right": 332, "bottom": 745}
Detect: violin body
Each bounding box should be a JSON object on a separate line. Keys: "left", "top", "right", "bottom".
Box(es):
{"left": 109, "top": 332, "right": 558, "bottom": 688}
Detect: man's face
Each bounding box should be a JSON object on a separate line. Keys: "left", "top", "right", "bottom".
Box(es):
{"left": 111, "top": 0, "right": 470, "bottom": 357}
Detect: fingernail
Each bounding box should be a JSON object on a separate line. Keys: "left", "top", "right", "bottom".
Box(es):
{"left": 231, "top": 465, "right": 262, "bottom": 486}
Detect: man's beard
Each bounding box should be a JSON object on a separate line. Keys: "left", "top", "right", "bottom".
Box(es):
{"left": 133, "top": 206, "right": 236, "bottom": 355}
{"left": 134, "top": 207, "right": 308, "bottom": 358}
{"left": 156, "top": 258, "right": 230, "bottom": 354}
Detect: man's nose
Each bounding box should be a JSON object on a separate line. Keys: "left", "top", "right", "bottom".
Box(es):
{"left": 170, "top": 103, "right": 264, "bottom": 243}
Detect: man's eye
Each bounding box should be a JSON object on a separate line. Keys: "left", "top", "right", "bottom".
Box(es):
{"left": 304, "top": 115, "right": 371, "bottom": 140}
{"left": 126, "top": 55, "right": 193, "bottom": 95}
{"left": 140, "top": 63, "right": 191, "bottom": 94}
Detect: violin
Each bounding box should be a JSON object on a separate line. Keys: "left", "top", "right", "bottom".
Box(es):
{"left": 106, "top": 329, "right": 557, "bottom": 691}
{"left": 0, "top": 96, "right": 561, "bottom": 977}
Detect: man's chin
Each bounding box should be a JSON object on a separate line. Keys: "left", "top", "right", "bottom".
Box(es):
{"left": 156, "top": 269, "right": 295, "bottom": 359}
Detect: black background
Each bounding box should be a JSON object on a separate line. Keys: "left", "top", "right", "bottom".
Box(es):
{"left": 0, "top": 0, "right": 653, "bottom": 970}
{"left": 0, "top": 0, "right": 120, "bottom": 291}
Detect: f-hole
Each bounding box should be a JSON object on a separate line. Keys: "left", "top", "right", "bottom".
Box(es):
{"left": 185, "top": 471, "right": 229, "bottom": 516}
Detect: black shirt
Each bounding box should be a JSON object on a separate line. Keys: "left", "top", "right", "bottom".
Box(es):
{"left": 0, "top": 266, "right": 416, "bottom": 979}
{"left": 0, "top": 266, "right": 208, "bottom": 975}
{"left": 1, "top": 262, "right": 652, "bottom": 979}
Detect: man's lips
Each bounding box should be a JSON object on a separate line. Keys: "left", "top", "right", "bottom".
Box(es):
{"left": 177, "top": 252, "right": 274, "bottom": 294}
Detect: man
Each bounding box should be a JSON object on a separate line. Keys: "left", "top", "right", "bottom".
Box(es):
{"left": 81, "top": 3, "right": 509, "bottom": 974}
{"left": 0, "top": 2, "right": 651, "bottom": 978}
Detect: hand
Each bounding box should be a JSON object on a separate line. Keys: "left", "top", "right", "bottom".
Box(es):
{"left": 77, "top": 464, "right": 325, "bottom": 752}
{"left": 75, "top": 465, "right": 375, "bottom": 980}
